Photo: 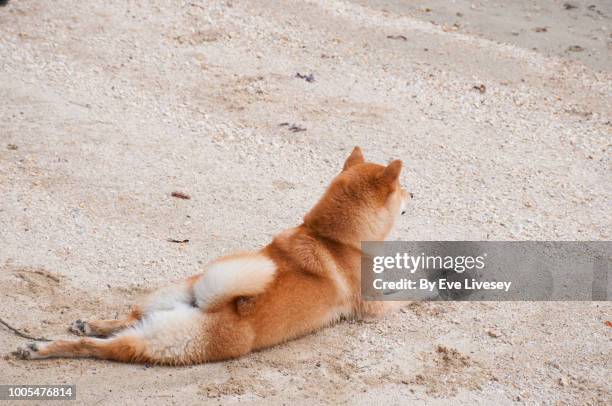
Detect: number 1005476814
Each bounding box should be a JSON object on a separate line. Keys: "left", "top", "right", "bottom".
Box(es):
{"left": 0, "top": 385, "right": 76, "bottom": 400}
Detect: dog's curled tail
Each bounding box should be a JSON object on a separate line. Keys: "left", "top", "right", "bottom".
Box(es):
{"left": 193, "top": 253, "right": 277, "bottom": 310}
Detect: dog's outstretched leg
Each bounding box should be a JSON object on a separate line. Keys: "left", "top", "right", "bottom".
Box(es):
{"left": 69, "top": 307, "right": 143, "bottom": 337}
{"left": 13, "top": 336, "right": 149, "bottom": 363}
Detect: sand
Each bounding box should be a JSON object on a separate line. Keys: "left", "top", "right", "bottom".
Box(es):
{"left": 0, "top": 0, "right": 610, "bottom": 404}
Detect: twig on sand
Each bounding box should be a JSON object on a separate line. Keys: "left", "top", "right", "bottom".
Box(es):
{"left": 167, "top": 238, "right": 189, "bottom": 243}
{"left": 0, "top": 317, "right": 51, "bottom": 342}
{"left": 288, "top": 124, "right": 307, "bottom": 133}
{"left": 171, "top": 191, "right": 191, "bottom": 200}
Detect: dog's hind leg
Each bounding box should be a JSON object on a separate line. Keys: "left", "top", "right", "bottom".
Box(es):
{"left": 13, "top": 336, "right": 150, "bottom": 363}
{"left": 69, "top": 306, "right": 144, "bottom": 337}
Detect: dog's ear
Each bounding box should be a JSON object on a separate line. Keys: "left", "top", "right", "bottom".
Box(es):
{"left": 382, "top": 160, "right": 402, "bottom": 183}
{"left": 343, "top": 146, "right": 365, "bottom": 171}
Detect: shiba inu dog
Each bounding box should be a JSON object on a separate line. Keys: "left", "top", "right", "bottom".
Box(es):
{"left": 14, "top": 147, "right": 411, "bottom": 365}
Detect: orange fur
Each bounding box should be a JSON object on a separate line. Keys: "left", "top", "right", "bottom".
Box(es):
{"left": 13, "top": 146, "right": 412, "bottom": 365}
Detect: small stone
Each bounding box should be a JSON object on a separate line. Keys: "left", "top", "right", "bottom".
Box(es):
{"left": 487, "top": 329, "right": 501, "bottom": 338}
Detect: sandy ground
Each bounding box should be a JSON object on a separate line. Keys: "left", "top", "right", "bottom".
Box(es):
{"left": 0, "top": 0, "right": 610, "bottom": 404}
{"left": 351, "top": 0, "right": 612, "bottom": 72}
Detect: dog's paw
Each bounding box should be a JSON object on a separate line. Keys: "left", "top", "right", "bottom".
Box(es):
{"left": 12, "top": 342, "right": 39, "bottom": 360}
{"left": 69, "top": 319, "right": 91, "bottom": 336}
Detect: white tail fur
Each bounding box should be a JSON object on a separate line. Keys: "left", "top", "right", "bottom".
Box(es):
{"left": 193, "top": 253, "right": 277, "bottom": 309}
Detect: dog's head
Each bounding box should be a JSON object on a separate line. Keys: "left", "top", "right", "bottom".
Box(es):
{"left": 304, "top": 146, "right": 412, "bottom": 244}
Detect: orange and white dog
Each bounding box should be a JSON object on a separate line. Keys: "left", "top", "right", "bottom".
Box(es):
{"left": 14, "top": 147, "right": 411, "bottom": 365}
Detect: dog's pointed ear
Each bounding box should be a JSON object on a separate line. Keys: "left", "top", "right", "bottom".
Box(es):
{"left": 383, "top": 160, "right": 402, "bottom": 183}
{"left": 343, "top": 146, "right": 365, "bottom": 171}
